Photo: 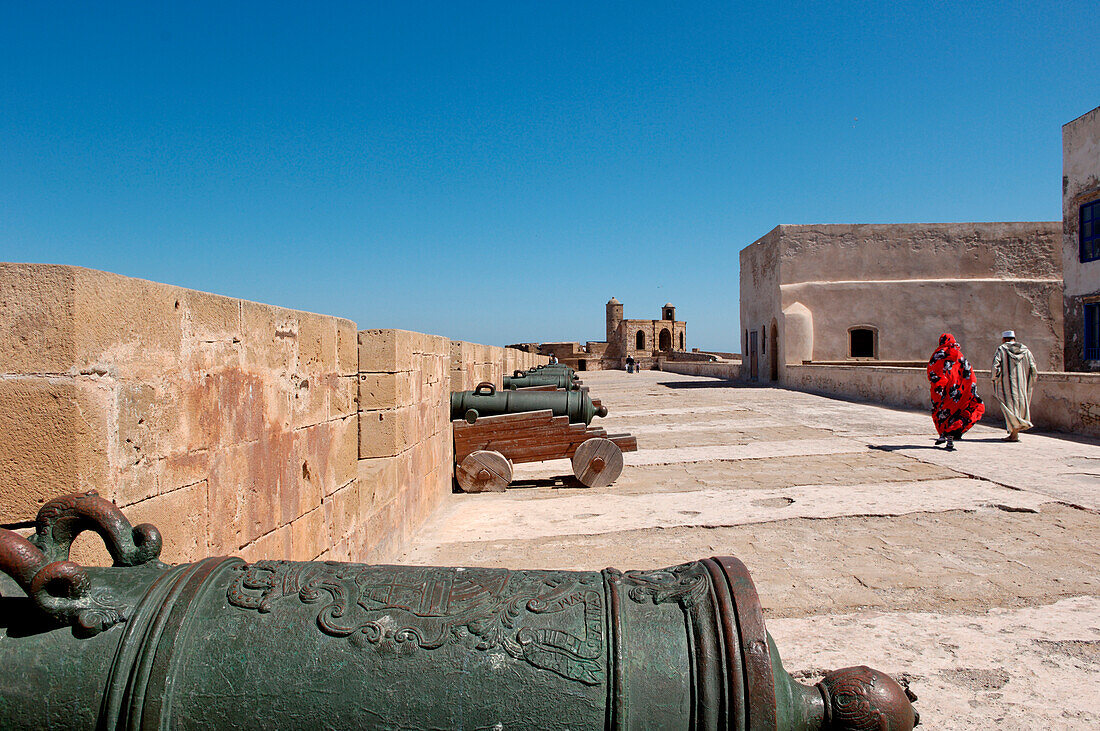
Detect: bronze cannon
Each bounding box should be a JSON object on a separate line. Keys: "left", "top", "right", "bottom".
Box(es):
{"left": 451, "top": 381, "right": 607, "bottom": 425}
{"left": 0, "top": 492, "right": 917, "bottom": 729}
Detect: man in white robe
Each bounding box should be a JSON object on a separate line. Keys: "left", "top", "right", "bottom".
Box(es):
{"left": 991, "top": 330, "right": 1038, "bottom": 442}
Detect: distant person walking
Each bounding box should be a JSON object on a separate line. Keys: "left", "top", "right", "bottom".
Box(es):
{"left": 927, "top": 333, "right": 985, "bottom": 451}
{"left": 991, "top": 330, "right": 1038, "bottom": 442}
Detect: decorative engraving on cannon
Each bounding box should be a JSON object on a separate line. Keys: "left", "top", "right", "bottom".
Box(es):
{"left": 227, "top": 561, "right": 607, "bottom": 684}
{"left": 0, "top": 492, "right": 919, "bottom": 729}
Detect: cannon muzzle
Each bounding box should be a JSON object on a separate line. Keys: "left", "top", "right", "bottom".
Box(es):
{"left": 0, "top": 492, "right": 917, "bottom": 730}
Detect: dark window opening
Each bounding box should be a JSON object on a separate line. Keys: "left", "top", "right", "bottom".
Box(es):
{"left": 679, "top": 332, "right": 684, "bottom": 350}
{"left": 577, "top": 359, "right": 587, "bottom": 371}
{"left": 659, "top": 329, "right": 672, "bottom": 350}
{"left": 636, "top": 331, "right": 645, "bottom": 350}
{"left": 1082, "top": 200, "right": 1100, "bottom": 263}
{"left": 850, "top": 328, "right": 876, "bottom": 358}
{"left": 761, "top": 326, "right": 765, "bottom": 353}
{"left": 1086, "top": 303, "right": 1100, "bottom": 362}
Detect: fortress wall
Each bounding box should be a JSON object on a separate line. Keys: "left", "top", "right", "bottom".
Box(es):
{"left": 658, "top": 361, "right": 741, "bottom": 380}
{"left": 0, "top": 263, "right": 547, "bottom": 565}
{"left": 356, "top": 329, "right": 452, "bottom": 562}
{"left": 0, "top": 263, "right": 358, "bottom": 565}
{"left": 784, "top": 364, "right": 1100, "bottom": 438}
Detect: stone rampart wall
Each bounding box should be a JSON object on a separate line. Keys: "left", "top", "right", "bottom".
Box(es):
{"left": 0, "top": 264, "right": 547, "bottom": 564}
{"left": 785, "top": 364, "right": 1100, "bottom": 438}
{"left": 449, "top": 341, "right": 547, "bottom": 392}
{"left": 0, "top": 264, "right": 358, "bottom": 565}
{"left": 658, "top": 361, "right": 742, "bottom": 380}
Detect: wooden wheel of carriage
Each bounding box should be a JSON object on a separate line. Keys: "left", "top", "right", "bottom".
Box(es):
{"left": 571, "top": 437, "right": 624, "bottom": 488}
{"left": 455, "top": 450, "right": 513, "bottom": 493}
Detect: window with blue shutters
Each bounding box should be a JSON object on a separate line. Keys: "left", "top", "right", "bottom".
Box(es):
{"left": 1085, "top": 302, "right": 1100, "bottom": 362}
{"left": 1082, "top": 200, "right": 1100, "bottom": 263}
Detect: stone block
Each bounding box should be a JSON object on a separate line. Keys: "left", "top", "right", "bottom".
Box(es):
{"left": 289, "top": 505, "right": 329, "bottom": 561}
{"left": 181, "top": 288, "right": 240, "bottom": 341}
{"left": 298, "top": 312, "right": 337, "bottom": 374}
{"left": 357, "top": 455, "right": 400, "bottom": 511}
{"left": 358, "top": 405, "right": 416, "bottom": 458}
{"left": 358, "top": 372, "right": 416, "bottom": 411}
{"left": 336, "top": 319, "right": 358, "bottom": 376}
{"left": 71, "top": 267, "right": 186, "bottom": 373}
{"left": 120, "top": 481, "right": 210, "bottom": 564}
{"left": 239, "top": 523, "right": 292, "bottom": 562}
{"left": 358, "top": 329, "right": 416, "bottom": 373}
{"left": 0, "top": 264, "right": 77, "bottom": 373}
{"left": 332, "top": 375, "right": 358, "bottom": 418}
{"left": 239, "top": 300, "right": 299, "bottom": 371}
{"left": 0, "top": 377, "right": 112, "bottom": 522}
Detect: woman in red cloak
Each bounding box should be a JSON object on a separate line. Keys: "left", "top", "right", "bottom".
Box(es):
{"left": 927, "top": 333, "right": 984, "bottom": 451}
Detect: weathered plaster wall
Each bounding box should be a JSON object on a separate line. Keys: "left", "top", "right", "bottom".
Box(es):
{"left": 738, "top": 223, "right": 1063, "bottom": 381}
{"left": 785, "top": 364, "right": 1100, "bottom": 438}
{"left": 739, "top": 227, "right": 782, "bottom": 380}
{"left": 0, "top": 264, "right": 358, "bottom": 565}
{"left": 780, "top": 279, "right": 1063, "bottom": 370}
{"left": 1063, "top": 105, "right": 1100, "bottom": 371}
{"left": 658, "top": 361, "right": 741, "bottom": 380}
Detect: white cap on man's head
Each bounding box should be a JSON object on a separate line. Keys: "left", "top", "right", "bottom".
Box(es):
{"left": 1002, "top": 330, "right": 1015, "bottom": 338}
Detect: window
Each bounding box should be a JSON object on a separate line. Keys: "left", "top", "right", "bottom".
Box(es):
{"left": 761, "top": 326, "right": 765, "bottom": 353}
{"left": 636, "top": 331, "right": 646, "bottom": 350}
{"left": 1086, "top": 303, "right": 1100, "bottom": 362}
{"left": 849, "top": 327, "right": 877, "bottom": 358}
{"left": 659, "top": 329, "right": 671, "bottom": 350}
{"left": 1082, "top": 200, "right": 1100, "bottom": 263}
{"left": 679, "top": 332, "right": 684, "bottom": 350}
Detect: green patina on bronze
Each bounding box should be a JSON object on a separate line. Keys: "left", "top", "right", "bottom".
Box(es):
{"left": 503, "top": 372, "right": 581, "bottom": 390}
{"left": 451, "top": 381, "right": 608, "bottom": 424}
{"left": 0, "top": 492, "right": 919, "bottom": 729}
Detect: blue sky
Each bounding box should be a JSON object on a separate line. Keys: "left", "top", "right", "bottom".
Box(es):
{"left": 2, "top": 2, "right": 1097, "bottom": 351}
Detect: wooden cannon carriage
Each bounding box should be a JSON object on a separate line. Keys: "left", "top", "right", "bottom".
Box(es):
{"left": 452, "top": 405, "right": 638, "bottom": 493}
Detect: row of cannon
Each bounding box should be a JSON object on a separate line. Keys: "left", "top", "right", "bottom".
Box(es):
{"left": 450, "top": 364, "right": 636, "bottom": 492}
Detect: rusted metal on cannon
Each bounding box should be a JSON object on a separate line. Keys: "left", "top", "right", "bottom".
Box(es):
{"left": 451, "top": 381, "right": 607, "bottom": 426}
{"left": 0, "top": 492, "right": 918, "bottom": 730}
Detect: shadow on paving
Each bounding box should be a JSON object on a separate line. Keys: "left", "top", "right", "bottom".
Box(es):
{"left": 656, "top": 379, "right": 757, "bottom": 389}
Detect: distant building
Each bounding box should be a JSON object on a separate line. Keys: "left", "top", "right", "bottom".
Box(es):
{"left": 509, "top": 299, "right": 688, "bottom": 370}
{"left": 1063, "top": 105, "right": 1100, "bottom": 371}
{"left": 739, "top": 223, "right": 1063, "bottom": 382}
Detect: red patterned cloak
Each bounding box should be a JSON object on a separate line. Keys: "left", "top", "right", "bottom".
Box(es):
{"left": 926, "top": 333, "right": 985, "bottom": 436}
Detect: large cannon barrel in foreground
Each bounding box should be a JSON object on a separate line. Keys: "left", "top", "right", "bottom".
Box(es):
{"left": 0, "top": 492, "right": 917, "bottom": 730}
{"left": 452, "top": 381, "right": 607, "bottom": 424}
{"left": 503, "top": 371, "right": 580, "bottom": 390}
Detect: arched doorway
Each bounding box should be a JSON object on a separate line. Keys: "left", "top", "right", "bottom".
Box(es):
{"left": 768, "top": 318, "right": 779, "bottom": 381}
{"left": 659, "top": 328, "right": 672, "bottom": 351}
{"left": 636, "top": 331, "right": 646, "bottom": 350}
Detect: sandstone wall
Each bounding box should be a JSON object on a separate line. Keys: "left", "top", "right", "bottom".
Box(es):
{"left": 449, "top": 341, "right": 548, "bottom": 392}
{"left": 0, "top": 264, "right": 358, "bottom": 565}
{"left": 0, "top": 263, "right": 547, "bottom": 565}
{"left": 355, "top": 329, "right": 451, "bottom": 561}
{"left": 785, "top": 364, "right": 1100, "bottom": 438}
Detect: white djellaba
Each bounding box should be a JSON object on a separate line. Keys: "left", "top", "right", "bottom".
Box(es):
{"left": 991, "top": 332, "right": 1038, "bottom": 439}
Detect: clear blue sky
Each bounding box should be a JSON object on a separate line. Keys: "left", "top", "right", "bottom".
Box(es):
{"left": 2, "top": 2, "right": 1097, "bottom": 351}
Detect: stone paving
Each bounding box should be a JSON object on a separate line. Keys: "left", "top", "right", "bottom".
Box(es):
{"left": 397, "top": 369, "right": 1100, "bottom": 729}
